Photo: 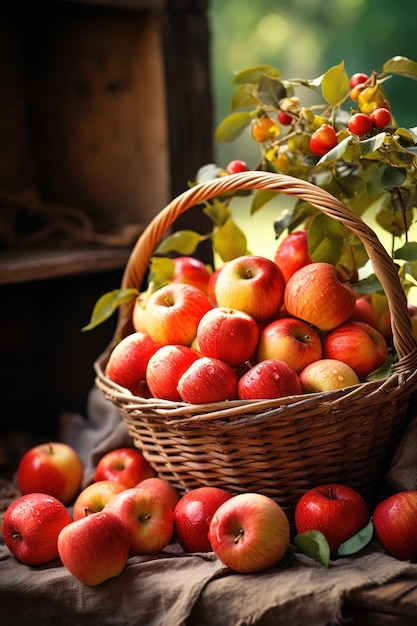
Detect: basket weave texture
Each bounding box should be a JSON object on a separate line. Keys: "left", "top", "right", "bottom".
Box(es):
{"left": 95, "top": 171, "right": 417, "bottom": 522}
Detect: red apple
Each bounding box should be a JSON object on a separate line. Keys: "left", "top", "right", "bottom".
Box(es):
{"left": 105, "top": 331, "right": 162, "bottom": 395}
{"left": 273, "top": 230, "right": 312, "bottom": 283}
{"left": 16, "top": 442, "right": 84, "bottom": 506}
{"left": 171, "top": 256, "right": 212, "bottom": 294}
{"left": 57, "top": 511, "right": 129, "bottom": 586}
{"left": 238, "top": 359, "right": 302, "bottom": 400}
{"left": 173, "top": 486, "right": 233, "bottom": 552}
{"left": 214, "top": 255, "right": 285, "bottom": 322}
{"left": 136, "top": 477, "right": 181, "bottom": 511}
{"left": 104, "top": 487, "right": 174, "bottom": 555}
{"left": 208, "top": 492, "right": 290, "bottom": 573}
{"left": 72, "top": 480, "right": 126, "bottom": 521}
{"left": 373, "top": 490, "right": 417, "bottom": 560}
{"left": 323, "top": 321, "right": 388, "bottom": 378}
{"left": 144, "top": 282, "right": 213, "bottom": 346}
{"left": 94, "top": 447, "right": 155, "bottom": 488}
{"left": 284, "top": 262, "right": 356, "bottom": 331}
{"left": 299, "top": 358, "right": 360, "bottom": 392}
{"left": 294, "top": 483, "right": 370, "bottom": 559}
{"left": 177, "top": 356, "right": 238, "bottom": 403}
{"left": 146, "top": 344, "right": 200, "bottom": 401}
{"left": 196, "top": 307, "right": 259, "bottom": 368}
{"left": 379, "top": 304, "right": 417, "bottom": 343}
{"left": 256, "top": 317, "right": 322, "bottom": 373}
{"left": 349, "top": 296, "right": 379, "bottom": 328}
{"left": 3, "top": 493, "right": 72, "bottom": 565}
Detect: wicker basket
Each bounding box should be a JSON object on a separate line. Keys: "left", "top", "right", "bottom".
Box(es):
{"left": 95, "top": 171, "right": 417, "bottom": 523}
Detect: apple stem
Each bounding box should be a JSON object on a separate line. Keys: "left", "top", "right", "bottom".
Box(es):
{"left": 140, "top": 514, "right": 152, "bottom": 523}
{"left": 234, "top": 528, "right": 244, "bottom": 544}
{"left": 328, "top": 487, "right": 334, "bottom": 499}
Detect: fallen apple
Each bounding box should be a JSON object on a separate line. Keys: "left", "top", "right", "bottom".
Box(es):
{"left": 373, "top": 490, "right": 417, "bottom": 560}
{"left": 72, "top": 480, "right": 126, "bottom": 520}
{"left": 294, "top": 483, "right": 370, "bottom": 559}
{"left": 104, "top": 487, "right": 174, "bottom": 555}
{"left": 208, "top": 492, "right": 290, "bottom": 573}
{"left": 58, "top": 511, "right": 129, "bottom": 586}
{"left": 16, "top": 441, "right": 84, "bottom": 506}
{"left": 94, "top": 447, "right": 155, "bottom": 488}
{"left": 136, "top": 477, "right": 181, "bottom": 511}
{"left": 3, "top": 492, "right": 72, "bottom": 565}
{"left": 173, "top": 486, "right": 233, "bottom": 553}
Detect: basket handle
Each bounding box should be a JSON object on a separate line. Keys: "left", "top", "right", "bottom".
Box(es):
{"left": 117, "top": 171, "right": 415, "bottom": 361}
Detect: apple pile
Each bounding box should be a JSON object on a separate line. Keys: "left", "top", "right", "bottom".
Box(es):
{"left": 5, "top": 441, "right": 417, "bottom": 582}
{"left": 105, "top": 234, "right": 392, "bottom": 403}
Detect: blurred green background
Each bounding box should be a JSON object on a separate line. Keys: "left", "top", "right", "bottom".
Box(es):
{"left": 209, "top": 0, "right": 417, "bottom": 167}
{"left": 207, "top": 0, "right": 417, "bottom": 267}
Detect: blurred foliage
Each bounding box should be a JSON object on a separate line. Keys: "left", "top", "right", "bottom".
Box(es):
{"left": 209, "top": 0, "right": 417, "bottom": 166}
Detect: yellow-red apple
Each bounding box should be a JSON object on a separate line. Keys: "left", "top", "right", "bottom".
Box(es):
{"left": 256, "top": 317, "right": 322, "bottom": 373}
{"left": 323, "top": 321, "right": 388, "bottom": 378}
{"left": 284, "top": 262, "right": 356, "bottom": 331}
{"left": 144, "top": 282, "right": 213, "bottom": 346}
{"left": 214, "top": 255, "right": 285, "bottom": 321}
{"left": 299, "top": 358, "right": 360, "bottom": 392}
{"left": 72, "top": 480, "right": 126, "bottom": 520}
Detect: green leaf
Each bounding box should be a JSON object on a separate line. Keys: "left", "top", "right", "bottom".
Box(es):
{"left": 250, "top": 189, "right": 278, "bottom": 215}
{"left": 277, "top": 543, "right": 295, "bottom": 568}
{"left": 395, "top": 241, "right": 417, "bottom": 262}
{"left": 147, "top": 257, "right": 175, "bottom": 286}
{"left": 258, "top": 75, "right": 287, "bottom": 109}
{"left": 203, "top": 198, "right": 232, "bottom": 227}
{"left": 293, "top": 530, "right": 330, "bottom": 567}
{"left": 353, "top": 273, "right": 384, "bottom": 294}
{"left": 337, "top": 520, "right": 374, "bottom": 556}
{"left": 382, "top": 56, "right": 417, "bottom": 81}
{"left": 365, "top": 354, "right": 396, "bottom": 381}
{"left": 81, "top": 288, "right": 138, "bottom": 331}
{"left": 231, "top": 84, "right": 260, "bottom": 111}
{"left": 215, "top": 111, "right": 252, "bottom": 143}
{"left": 359, "top": 132, "right": 387, "bottom": 157}
{"left": 318, "top": 135, "right": 357, "bottom": 164}
{"left": 232, "top": 64, "right": 280, "bottom": 85}
{"left": 321, "top": 61, "right": 349, "bottom": 107}
{"left": 154, "top": 230, "right": 202, "bottom": 255}
{"left": 308, "top": 212, "right": 344, "bottom": 264}
{"left": 380, "top": 164, "right": 407, "bottom": 190}
{"left": 212, "top": 218, "right": 249, "bottom": 261}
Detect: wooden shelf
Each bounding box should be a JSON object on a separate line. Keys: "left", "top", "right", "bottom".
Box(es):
{"left": 0, "top": 245, "right": 131, "bottom": 284}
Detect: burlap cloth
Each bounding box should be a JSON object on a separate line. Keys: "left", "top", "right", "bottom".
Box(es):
{"left": 1, "top": 387, "right": 417, "bottom": 625}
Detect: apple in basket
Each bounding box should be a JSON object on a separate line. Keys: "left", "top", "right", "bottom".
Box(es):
{"left": 72, "top": 480, "right": 126, "bottom": 520}
{"left": 214, "top": 254, "right": 286, "bottom": 321}
{"left": 146, "top": 344, "right": 200, "bottom": 401}
{"left": 3, "top": 493, "right": 72, "bottom": 566}
{"left": 94, "top": 447, "right": 155, "bottom": 488}
{"left": 104, "top": 487, "right": 174, "bottom": 555}
{"left": 299, "top": 359, "right": 360, "bottom": 392}
{"left": 373, "top": 490, "right": 417, "bottom": 560}
{"left": 174, "top": 486, "right": 234, "bottom": 553}
{"left": 208, "top": 492, "right": 290, "bottom": 573}
{"left": 256, "top": 317, "right": 322, "bottom": 373}
{"left": 16, "top": 441, "right": 84, "bottom": 506}
{"left": 323, "top": 321, "right": 389, "bottom": 378}
{"left": 294, "top": 483, "right": 370, "bottom": 559}
{"left": 273, "top": 229, "right": 312, "bottom": 283}
{"left": 136, "top": 477, "right": 181, "bottom": 511}
{"left": 284, "top": 262, "right": 356, "bottom": 331}
{"left": 105, "top": 331, "right": 162, "bottom": 395}
{"left": 349, "top": 296, "right": 379, "bottom": 328}
{"left": 177, "top": 356, "right": 239, "bottom": 403}
{"left": 144, "top": 282, "right": 213, "bottom": 346}
{"left": 58, "top": 511, "right": 130, "bottom": 586}
{"left": 171, "top": 255, "right": 212, "bottom": 294}
{"left": 196, "top": 307, "right": 259, "bottom": 368}
{"left": 238, "top": 358, "right": 302, "bottom": 400}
